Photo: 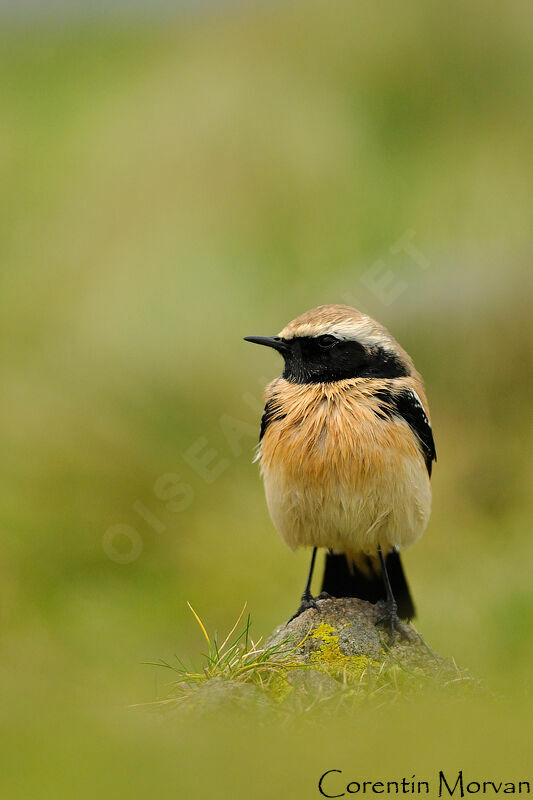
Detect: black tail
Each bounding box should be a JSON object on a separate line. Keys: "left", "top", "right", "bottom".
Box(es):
{"left": 321, "top": 548, "right": 415, "bottom": 620}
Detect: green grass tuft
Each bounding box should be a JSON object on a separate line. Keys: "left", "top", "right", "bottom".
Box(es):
{"left": 142, "top": 604, "right": 308, "bottom": 710}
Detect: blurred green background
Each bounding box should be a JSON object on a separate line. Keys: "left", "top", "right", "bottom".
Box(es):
{"left": 1, "top": 0, "right": 532, "bottom": 796}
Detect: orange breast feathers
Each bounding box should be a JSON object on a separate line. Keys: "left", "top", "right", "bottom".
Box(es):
{"left": 258, "top": 377, "right": 431, "bottom": 488}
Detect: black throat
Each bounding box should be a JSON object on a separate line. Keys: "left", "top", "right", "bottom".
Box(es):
{"left": 281, "top": 337, "right": 409, "bottom": 383}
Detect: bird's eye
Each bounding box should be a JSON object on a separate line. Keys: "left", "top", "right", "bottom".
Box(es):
{"left": 316, "top": 335, "right": 338, "bottom": 348}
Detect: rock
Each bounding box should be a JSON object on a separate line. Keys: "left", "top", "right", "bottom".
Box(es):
{"left": 266, "top": 596, "right": 455, "bottom": 683}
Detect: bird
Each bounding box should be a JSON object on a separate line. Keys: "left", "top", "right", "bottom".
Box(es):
{"left": 244, "top": 304, "right": 436, "bottom": 637}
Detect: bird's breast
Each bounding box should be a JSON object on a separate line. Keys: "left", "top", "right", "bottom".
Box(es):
{"left": 259, "top": 379, "right": 422, "bottom": 486}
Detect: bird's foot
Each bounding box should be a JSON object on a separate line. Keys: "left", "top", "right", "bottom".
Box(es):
{"left": 316, "top": 591, "right": 333, "bottom": 601}
{"left": 287, "top": 591, "right": 321, "bottom": 623}
{"left": 375, "top": 599, "right": 409, "bottom": 644}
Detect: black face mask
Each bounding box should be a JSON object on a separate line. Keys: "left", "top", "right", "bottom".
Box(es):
{"left": 244, "top": 335, "right": 409, "bottom": 383}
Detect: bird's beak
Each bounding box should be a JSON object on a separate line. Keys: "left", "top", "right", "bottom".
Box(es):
{"left": 243, "top": 336, "right": 289, "bottom": 354}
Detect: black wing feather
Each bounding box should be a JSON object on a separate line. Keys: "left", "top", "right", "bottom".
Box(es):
{"left": 376, "top": 388, "right": 436, "bottom": 476}
{"left": 259, "top": 400, "right": 285, "bottom": 441}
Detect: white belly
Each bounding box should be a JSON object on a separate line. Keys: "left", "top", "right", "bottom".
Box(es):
{"left": 261, "top": 450, "right": 431, "bottom": 558}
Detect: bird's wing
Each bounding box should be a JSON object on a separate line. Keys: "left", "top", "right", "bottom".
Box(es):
{"left": 377, "top": 388, "right": 436, "bottom": 477}
{"left": 259, "top": 399, "right": 286, "bottom": 442}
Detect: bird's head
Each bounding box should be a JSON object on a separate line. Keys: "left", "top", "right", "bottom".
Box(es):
{"left": 244, "top": 304, "right": 413, "bottom": 383}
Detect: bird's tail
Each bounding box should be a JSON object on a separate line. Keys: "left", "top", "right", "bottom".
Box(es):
{"left": 321, "top": 548, "right": 415, "bottom": 620}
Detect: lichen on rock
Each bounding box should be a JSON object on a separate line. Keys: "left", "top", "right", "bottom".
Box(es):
{"left": 266, "top": 597, "right": 458, "bottom": 695}
{"left": 308, "top": 622, "right": 382, "bottom": 681}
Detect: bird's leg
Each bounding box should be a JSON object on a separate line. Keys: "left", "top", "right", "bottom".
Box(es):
{"left": 287, "top": 547, "right": 323, "bottom": 622}
{"left": 375, "top": 546, "right": 408, "bottom": 642}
